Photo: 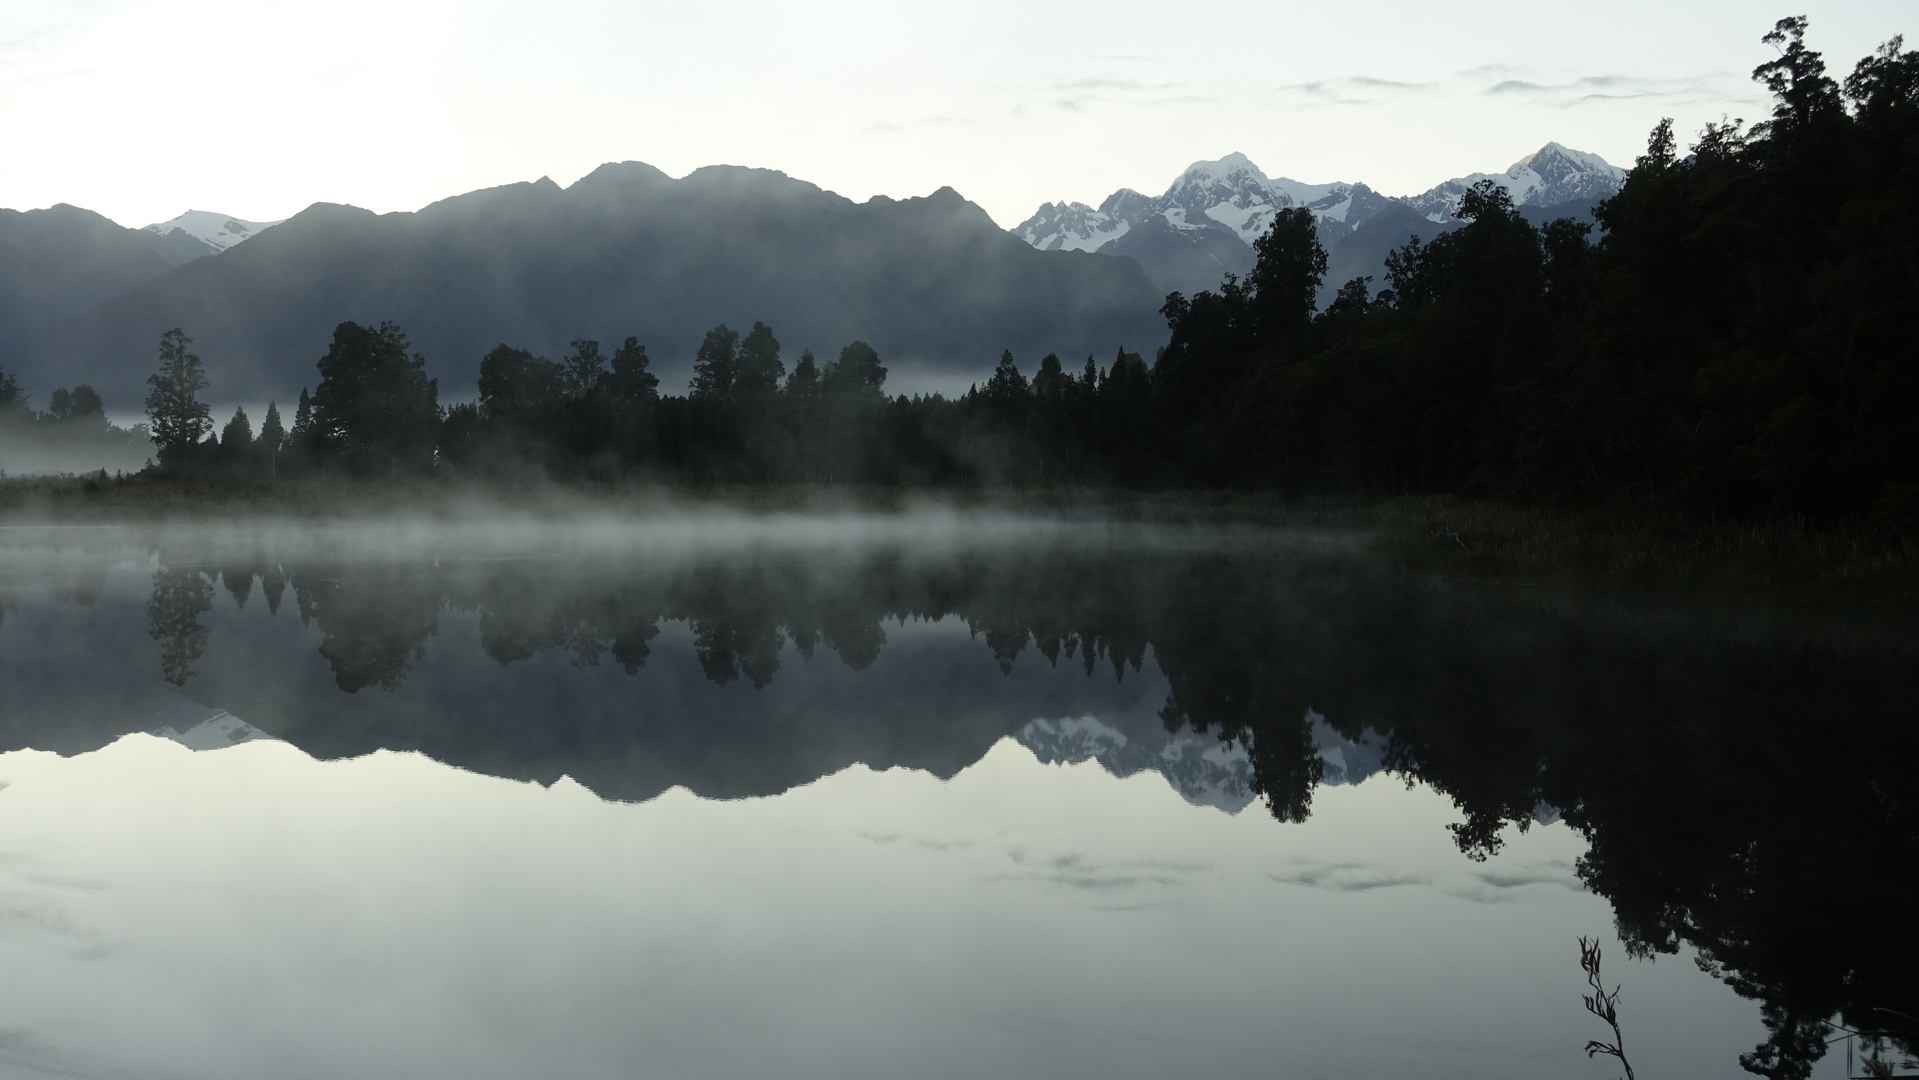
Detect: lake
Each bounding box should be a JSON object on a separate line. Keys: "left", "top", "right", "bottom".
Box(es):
{"left": 0, "top": 512, "right": 1912, "bottom": 1079}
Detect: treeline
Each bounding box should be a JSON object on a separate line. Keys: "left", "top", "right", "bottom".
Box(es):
{"left": 1154, "top": 19, "right": 1919, "bottom": 518}
{"left": 0, "top": 368, "right": 151, "bottom": 464}
{"left": 78, "top": 19, "right": 1919, "bottom": 516}
{"left": 133, "top": 317, "right": 1159, "bottom": 485}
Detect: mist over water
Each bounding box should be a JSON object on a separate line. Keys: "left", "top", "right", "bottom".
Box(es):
{"left": 0, "top": 509, "right": 1911, "bottom": 1079}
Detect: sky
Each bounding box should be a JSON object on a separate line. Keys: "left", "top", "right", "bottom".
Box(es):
{"left": 0, "top": 1, "right": 1909, "bottom": 231}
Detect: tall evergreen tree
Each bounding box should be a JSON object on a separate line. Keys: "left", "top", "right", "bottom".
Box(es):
{"left": 786, "top": 349, "right": 821, "bottom": 399}
{"left": 308, "top": 321, "right": 439, "bottom": 475}
{"left": 259, "top": 401, "right": 286, "bottom": 455}
{"left": 1246, "top": 206, "right": 1327, "bottom": 339}
{"left": 561, "top": 339, "right": 609, "bottom": 398}
{"left": 823, "top": 341, "right": 887, "bottom": 400}
{"left": 259, "top": 401, "right": 286, "bottom": 477}
{"left": 608, "top": 338, "right": 660, "bottom": 402}
{"left": 689, "top": 325, "right": 740, "bottom": 399}
{"left": 221, "top": 406, "right": 253, "bottom": 454}
{"left": 144, "top": 328, "right": 212, "bottom": 468}
{"left": 734, "top": 322, "right": 785, "bottom": 398}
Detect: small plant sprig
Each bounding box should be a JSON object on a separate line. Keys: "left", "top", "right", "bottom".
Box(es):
{"left": 1580, "top": 936, "right": 1637, "bottom": 1080}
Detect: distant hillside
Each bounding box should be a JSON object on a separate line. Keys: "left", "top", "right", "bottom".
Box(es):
{"left": 0, "top": 205, "right": 183, "bottom": 374}
{"left": 12, "top": 164, "right": 1169, "bottom": 407}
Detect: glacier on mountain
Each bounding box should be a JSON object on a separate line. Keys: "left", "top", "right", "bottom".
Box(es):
{"left": 1404, "top": 142, "right": 1628, "bottom": 221}
{"left": 1013, "top": 143, "right": 1625, "bottom": 298}
{"left": 1015, "top": 150, "right": 1395, "bottom": 256}
{"left": 141, "top": 209, "right": 284, "bottom": 261}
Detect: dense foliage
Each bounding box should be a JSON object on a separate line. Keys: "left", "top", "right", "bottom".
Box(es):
{"left": 1162, "top": 19, "right": 1919, "bottom": 519}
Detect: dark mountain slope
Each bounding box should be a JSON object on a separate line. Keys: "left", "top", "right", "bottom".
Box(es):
{"left": 16, "top": 164, "right": 1169, "bottom": 405}
{"left": 0, "top": 205, "right": 182, "bottom": 369}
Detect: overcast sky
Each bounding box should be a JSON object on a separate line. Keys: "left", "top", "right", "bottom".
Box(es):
{"left": 1, "top": 1, "right": 1908, "bottom": 230}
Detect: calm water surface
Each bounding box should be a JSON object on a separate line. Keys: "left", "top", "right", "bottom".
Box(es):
{"left": 0, "top": 514, "right": 1912, "bottom": 1080}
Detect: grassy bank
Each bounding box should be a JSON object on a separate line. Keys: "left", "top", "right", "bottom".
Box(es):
{"left": 3, "top": 472, "right": 1915, "bottom": 608}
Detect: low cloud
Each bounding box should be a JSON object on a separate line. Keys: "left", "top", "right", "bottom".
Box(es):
{"left": 1004, "top": 74, "right": 1213, "bottom": 117}
{"left": 1274, "top": 67, "right": 1756, "bottom": 110}
{"left": 1483, "top": 73, "right": 1751, "bottom": 108}
{"left": 1274, "top": 75, "right": 1434, "bottom": 106}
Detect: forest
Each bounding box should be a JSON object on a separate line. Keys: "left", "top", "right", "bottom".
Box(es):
{"left": 4, "top": 20, "right": 1914, "bottom": 524}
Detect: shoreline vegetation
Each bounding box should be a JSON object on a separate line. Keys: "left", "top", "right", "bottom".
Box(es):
{"left": 1, "top": 472, "right": 1913, "bottom": 611}
{"left": 1, "top": 20, "right": 1914, "bottom": 613}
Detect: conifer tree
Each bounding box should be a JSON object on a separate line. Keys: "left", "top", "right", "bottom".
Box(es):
{"left": 824, "top": 341, "right": 886, "bottom": 400}
{"left": 608, "top": 338, "right": 659, "bottom": 402}
{"left": 734, "top": 322, "right": 784, "bottom": 398}
{"left": 561, "top": 340, "right": 608, "bottom": 398}
{"left": 786, "top": 350, "right": 821, "bottom": 399}
{"left": 689, "top": 325, "right": 740, "bottom": 400}
{"left": 259, "top": 401, "right": 285, "bottom": 454}
{"left": 221, "top": 406, "right": 252, "bottom": 453}
{"left": 144, "top": 328, "right": 212, "bottom": 468}
{"left": 259, "top": 401, "right": 286, "bottom": 477}
{"left": 309, "top": 320, "right": 439, "bottom": 474}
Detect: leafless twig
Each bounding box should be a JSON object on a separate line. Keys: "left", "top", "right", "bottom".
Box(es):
{"left": 1580, "top": 936, "right": 1638, "bottom": 1080}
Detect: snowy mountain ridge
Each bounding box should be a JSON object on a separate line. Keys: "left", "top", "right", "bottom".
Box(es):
{"left": 1404, "top": 142, "right": 1628, "bottom": 222}
{"left": 1013, "top": 143, "right": 1626, "bottom": 298}
{"left": 1016, "top": 151, "right": 1395, "bottom": 255}
{"left": 141, "top": 209, "right": 284, "bottom": 261}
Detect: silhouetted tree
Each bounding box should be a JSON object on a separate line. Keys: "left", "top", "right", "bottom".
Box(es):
{"left": 689, "top": 324, "right": 740, "bottom": 400}
{"left": 607, "top": 337, "right": 660, "bottom": 403}
{"left": 306, "top": 321, "right": 440, "bottom": 475}
{"left": 144, "top": 328, "right": 212, "bottom": 469}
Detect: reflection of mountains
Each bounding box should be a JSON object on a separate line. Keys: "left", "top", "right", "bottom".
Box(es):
{"left": 4, "top": 532, "right": 1916, "bottom": 1078}
{"left": 1019, "top": 711, "right": 1383, "bottom": 813}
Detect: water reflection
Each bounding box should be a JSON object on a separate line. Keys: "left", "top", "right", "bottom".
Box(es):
{"left": 2, "top": 520, "right": 1915, "bottom": 1078}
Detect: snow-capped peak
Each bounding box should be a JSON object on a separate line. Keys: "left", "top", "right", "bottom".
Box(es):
{"left": 1015, "top": 142, "right": 1626, "bottom": 260}
{"left": 1406, "top": 143, "right": 1627, "bottom": 221}
{"left": 1013, "top": 152, "right": 1401, "bottom": 265}
{"left": 1014, "top": 199, "right": 1131, "bottom": 253}
{"left": 1170, "top": 151, "right": 1267, "bottom": 188}
{"left": 141, "top": 209, "right": 284, "bottom": 256}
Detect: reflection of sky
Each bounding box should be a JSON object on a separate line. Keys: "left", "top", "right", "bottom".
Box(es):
{"left": 0, "top": 735, "right": 1771, "bottom": 1080}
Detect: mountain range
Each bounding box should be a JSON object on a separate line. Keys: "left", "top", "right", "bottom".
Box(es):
{"left": 1013, "top": 143, "right": 1628, "bottom": 299}
{"left": 1, "top": 166, "right": 1165, "bottom": 407}
{"left": 1, "top": 145, "right": 1626, "bottom": 409}
{"left": 1017, "top": 709, "right": 1387, "bottom": 813}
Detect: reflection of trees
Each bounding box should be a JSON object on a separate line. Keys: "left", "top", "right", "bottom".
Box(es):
{"left": 139, "top": 541, "right": 1916, "bottom": 1076}
{"left": 1221, "top": 588, "right": 1919, "bottom": 1080}
{"left": 293, "top": 569, "right": 442, "bottom": 692}
{"left": 147, "top": 565, "right": 213, "bottom": 685}
{"left": 221, "top": 567, "right": 254, "bottom": 609}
